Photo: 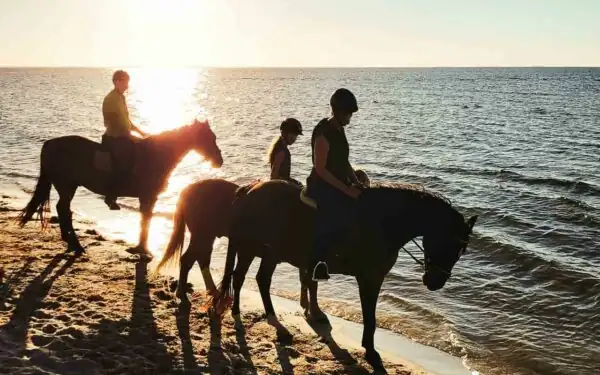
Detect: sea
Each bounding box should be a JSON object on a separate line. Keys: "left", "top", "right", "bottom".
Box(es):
{"left": 0, "top": 67, "right": 599, "bottom": 375}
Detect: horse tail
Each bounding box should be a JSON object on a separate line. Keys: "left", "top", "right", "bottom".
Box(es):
{"left": 155, "top": 196, "right": 186, "bottom": 274}
{"left": 18, "top": 143, "right": 52, "bottom": 229}
{"left": 209, "top": 236, "right": 238, "bottom": 317}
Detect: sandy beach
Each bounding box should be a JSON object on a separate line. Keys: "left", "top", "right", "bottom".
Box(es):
{"left": 0, "top": 194, "right": 421, "bottom": 375}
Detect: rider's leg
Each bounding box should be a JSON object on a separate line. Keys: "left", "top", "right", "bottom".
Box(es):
{"left": 310, "top": 185, "right": 356, "bottom": 281}
{"left": 103, "top": 137, "right": 134, "bottom": 210}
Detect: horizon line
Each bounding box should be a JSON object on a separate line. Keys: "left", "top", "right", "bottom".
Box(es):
{"left": 0, "top": 65, "right": 599, "bottom": 69}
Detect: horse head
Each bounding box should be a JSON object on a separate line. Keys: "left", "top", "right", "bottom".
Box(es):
{"left": 363, "top": 183, "right": 477, "bottom": 291}
{"left": 190, "top": 119, "right": 223, "bottom": 168}
{"left": 421, "top": 210, "right": 477, "bottom": 291}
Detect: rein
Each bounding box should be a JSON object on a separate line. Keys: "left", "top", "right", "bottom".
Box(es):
{"left": 401, "top": 239, "right": 452, "bottom": 277}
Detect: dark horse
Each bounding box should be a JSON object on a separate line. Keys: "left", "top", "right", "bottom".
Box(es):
{"left": 154, "top": 171, "right": 370, "bottom": 305}
{"left": 18, "top": 120, "right": 223, "bottom": 257}
{"left": 211, "top": 180, "right": 477, "bottom": 374}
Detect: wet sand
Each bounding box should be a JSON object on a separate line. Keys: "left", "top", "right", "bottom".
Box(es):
{"left": 0, "top": 196, "right": 415, "bottom": 375}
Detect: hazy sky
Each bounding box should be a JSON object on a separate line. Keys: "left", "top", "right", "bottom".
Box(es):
{"left": 0, "top": 0, "right": 598, "bottom": 67}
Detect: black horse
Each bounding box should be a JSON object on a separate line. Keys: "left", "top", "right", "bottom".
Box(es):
{"left": 212, "top": 180, "right": 477, "bottom": 374}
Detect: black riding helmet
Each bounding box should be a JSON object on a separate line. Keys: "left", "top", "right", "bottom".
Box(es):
{"left": 280, "top": 118, "right": 303, "bottom": 135}
{"left": 330, "top": 88, "right": 358, "bottom": 115}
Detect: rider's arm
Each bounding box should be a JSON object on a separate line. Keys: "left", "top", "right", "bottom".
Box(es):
{"left": 130, "top": 124, "right": 147, "bottom": 138}
{"left": 314, "top": 135, "right": 354, "bottom": 196}
{"left": 270, "top": 151, "right": 284, "bottom": 180}
{"left": 347, "top": 164, "right": 360, "bottom": 185}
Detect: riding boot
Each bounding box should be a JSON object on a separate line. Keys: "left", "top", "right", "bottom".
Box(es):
{"left": 310, "top": 231, "right": 335, "bottom": 281}
{"left": 104, "top": 172, "right": 121, "bottom": 210}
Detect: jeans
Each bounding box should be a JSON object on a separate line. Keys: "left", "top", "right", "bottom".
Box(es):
{"left": 310, "top": 181, "right": 357, "bottom": 264}
{"left": 101, "top": 135, "right": 135, "bottom": 198}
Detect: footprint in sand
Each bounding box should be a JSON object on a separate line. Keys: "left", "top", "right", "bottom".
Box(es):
{"left": 42, "top": 324, "right": 57, "bottom": 334}
{"left": 32, "top": 309, "right": 52, "bottom": 319}
{"left": 30, "top": 334, "right": 54, "bottom": 347}
{"left": 56, "top": 327, "right": 85, "bottom": 340}
{"left": 55, "top": 312, "right": 71, "bottom": 322}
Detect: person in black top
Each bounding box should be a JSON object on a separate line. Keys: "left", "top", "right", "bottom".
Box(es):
{"left": 268, "top": 118, "right": 303, "bottom": 185}
{"left": 307, "top": 88, "right": 363, "bottom": 281}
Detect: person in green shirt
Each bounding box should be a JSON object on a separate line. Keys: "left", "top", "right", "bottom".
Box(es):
{"left": 101, "top": 70, "right": 147, "bottom": 210}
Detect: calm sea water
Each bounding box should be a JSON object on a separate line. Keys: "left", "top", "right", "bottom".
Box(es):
{"left": 0, "top": 67, "right": 599, "bottom": 375}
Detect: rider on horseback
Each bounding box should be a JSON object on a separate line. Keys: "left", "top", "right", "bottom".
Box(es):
{"left": 307, "top": 88, "right": 363, "bottom": 281}
{"left": 268, "top": 118, "right": 303, "bottom": 187}
{"left": 101, "top": 70, "right": 147, "bottom": 210}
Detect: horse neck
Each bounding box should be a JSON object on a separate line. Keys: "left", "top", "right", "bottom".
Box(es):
{"left": 146, "top": 128, "right": 195, "bottom": 175}
{"left": 375, "top": 190, "right": 454, "bottom": 248}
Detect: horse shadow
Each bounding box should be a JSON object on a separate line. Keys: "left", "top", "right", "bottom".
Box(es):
{"left": 0, "top": 252, "right": 77, "bottom": 353}
{"left": 0, "top": 255, "right": 36, "bottom": 310}
{"left": 306, "top": 316, "right": 376, "bottom": 374}
{"left": 0, "top": 258, "right": 176, "bottom": 374}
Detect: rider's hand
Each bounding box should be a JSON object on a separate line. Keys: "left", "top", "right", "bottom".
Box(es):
{"left": 346, "top": 186, "right": 362, "bottom": 199}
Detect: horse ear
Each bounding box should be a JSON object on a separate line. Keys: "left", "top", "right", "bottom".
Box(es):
{"left": 466, "top": 215, "right": 478, "bottom": 231}
{"left": 194, "top": 118, "right": 209, "bottom": 128}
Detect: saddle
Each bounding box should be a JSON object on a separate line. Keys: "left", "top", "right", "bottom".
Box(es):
{"left": 300, "top": 187, "right": 317, "bottom": 209}
{"left": 93, "top": 138, "right": 143, "bottom": 174}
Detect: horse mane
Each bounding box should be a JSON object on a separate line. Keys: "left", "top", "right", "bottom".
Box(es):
{"left": 145, "top": 123, "right": 196, "bottom": 143}
{"left": 370, "top": 180, "right": 452, "bottom": 206}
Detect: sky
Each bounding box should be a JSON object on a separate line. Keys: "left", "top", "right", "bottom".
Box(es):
{"left": 0, "top": 0, "right": 598, "bottom": 67}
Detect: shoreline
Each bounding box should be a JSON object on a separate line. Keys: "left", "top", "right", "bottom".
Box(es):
{"left": 0, "top": 191, "right": 474, "bottom": 374}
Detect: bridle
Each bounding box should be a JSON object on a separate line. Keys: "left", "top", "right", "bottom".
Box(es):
{"left": 401, "top": 238, "right": 468, "bottom": 277}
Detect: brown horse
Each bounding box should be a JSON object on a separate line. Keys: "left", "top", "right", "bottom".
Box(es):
{"left": 154, "top": 178, "right": 239, "bottom": 301}
{"left": 211, "top": 180, "right": 477, "bottom": 374}
{"left": 18, "top": 120, "right": 223, "bottom": 258}
{"left": 154, "top": 171, "right": 371, "bottom": 305}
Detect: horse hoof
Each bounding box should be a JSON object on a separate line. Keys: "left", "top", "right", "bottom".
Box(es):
{"left": 68, "top": 243, "right": 85, "bottom": 254}
{"left": 365, "top": 350, "right": 386, "bottom": 374}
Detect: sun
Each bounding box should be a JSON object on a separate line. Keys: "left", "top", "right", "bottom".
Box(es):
{"left": 125, "top": 0, "right": 214, "bottom": 67}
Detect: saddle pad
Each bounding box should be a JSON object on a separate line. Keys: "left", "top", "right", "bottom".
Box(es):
{"left": 300, "top": 187, "right": 317, "bottom": 209}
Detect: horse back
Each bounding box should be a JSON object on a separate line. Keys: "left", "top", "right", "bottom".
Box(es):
{"left": 230, "top": 180, "right": 313, "bottom": 248}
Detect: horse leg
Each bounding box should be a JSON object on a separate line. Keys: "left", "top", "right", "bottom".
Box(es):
{"left": 231, "top": 252, "right": 253, "bottom": 318}
{"left": 196, "top": 236, "right": 217, "bottom": 296}
{"left": 55, "top": 185, "right": 83, "bottom": 254}
{"left": 128, "top": 198, "right": 156, "bottom": 259}
{"left": 357, "top": 275, "right": 386, "bottom": 374}
{"left": 299, "top": 268, "right": 309, "bottom": 311}
{"left": 176, "top": 245, "right": 196, "bottom": 305}
{"left": 257, "top": 258, "right": 292, "bottom": 341}
{"left": 299, "top": 268, "right": 328, "bottom": 323}
{"left": 306, "top": 275, "right": 329, "bottom": 324}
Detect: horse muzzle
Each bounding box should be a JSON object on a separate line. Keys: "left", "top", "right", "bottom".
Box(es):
{"left": 422, "top": 273, "right": 447, "bottom": 291}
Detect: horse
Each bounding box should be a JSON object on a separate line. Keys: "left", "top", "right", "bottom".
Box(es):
{"left": 210, "top": 179, "right": 477, "bottom": 374}
{"left": 154, "top": 171, "right": 371, "bottom": 305}
{"left": 18, "top": 119, "right": 223, "bottom": 258}
{"left": 154, "top": 178, "right": 239, "bottom": 302}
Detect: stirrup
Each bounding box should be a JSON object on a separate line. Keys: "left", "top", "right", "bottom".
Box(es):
{"left": 312, "top": 261, "right": 330, "bottom": 282}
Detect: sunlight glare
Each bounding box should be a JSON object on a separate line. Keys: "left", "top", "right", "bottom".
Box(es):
{"left": 127, "top": 68, "right": 203, "bottom": 134}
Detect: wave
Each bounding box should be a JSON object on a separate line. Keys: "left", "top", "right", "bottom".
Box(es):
{"left": 1, "top": 171, "right": 39, "bottom": 180}
{"left": 496, "top": 170, "right": 600, "bottom": 196}
{"left": 403, "top": 164, "right": 600, "bottom": 197}
{"left": 470, "top": 233, "right": 600, "bottom": 295}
